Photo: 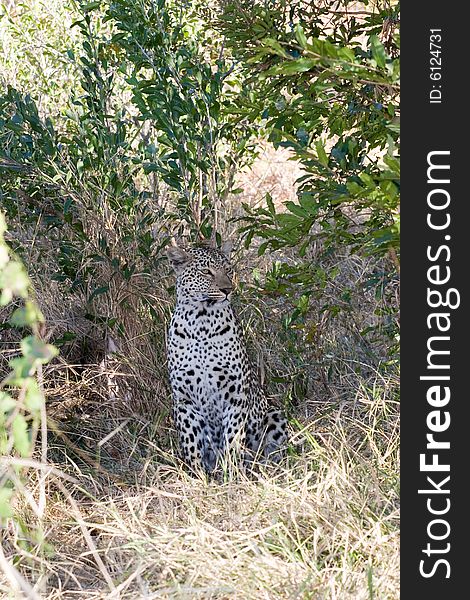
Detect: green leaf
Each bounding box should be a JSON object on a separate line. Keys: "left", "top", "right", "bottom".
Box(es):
{"left": 262, "top": 38, "right": 289, "bottom": 58}
{"left": 379, "top": 180, "right": 399, "bottom": 200}
{"left": 346, "top": 181, "right": 364, "bottom": 195}
{"left": 9, "top": 301, "right": 44, "bottom": 327}
{"left": 82, "top": 1, "right": 101, "bottom": 12}
{"left": 88, "top": 285, "right": 109, "bottom": 302}
{"left": 0, "top": 391, "right": 16, "bottom": 414}
{"left": 7, "top": 356, "right": 35, "bottom": 382}
{"left": 265, "top": 193, "right": 276, "bottom": 216}
{"left": 338, "top": 47, "right": 356, "bottom": 62}
{"left": 25, "top": 378, "right": 43, "bottom": 412}
{"left": 285, "top": 202, "right": 308, "bottom": 218}
{"left": 11, "top": 113, "right": 24, "bottom": 126}
{"left": 12, "top": 414, "right": 31, "bottom": 457}
{"left": 54, "top": 331, "right": 77, "bottom": 346}
{"left": 294, "top": 25, "right": 308, "bottom": 49}
{"left": 370, "top": 35, "right": 386, "bottom": 69}
{"left": 0, "top": 488, "right": 13, "bottom": 519}
{"left": 0, "top": 245, "right": 8, "bottom": 271}
{"left": 270, "top": 58, "right": 317, "bottom": 74}
{"left": 258, "top": 241, "right": 270, "bottom": 256}
{"left": 0, "top": 213, "right": 7, "bottom": 236}
{"left": 383, "top": 155, "right": 400, "bottom": 177}
{"left": 276, "top": 213, "right": 302, "bottom": 228}
{"left": 315, "top": 140, "right": 329, "bottom": 167}
{"left": 20, "top": 336, "right": 59, "bottom": 364}
{"left": 299, "top": 193, "right": 319, "bottom": 215}
{"left": 359, "top": 172, "right": 376, "bottom": 189}
{"left": 0, "top": 261, "right": 30, "bottom": 305}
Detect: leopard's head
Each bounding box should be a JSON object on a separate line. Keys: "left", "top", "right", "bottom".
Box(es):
{"left": 167, "top": 242, "right": 235, "bottom": 304}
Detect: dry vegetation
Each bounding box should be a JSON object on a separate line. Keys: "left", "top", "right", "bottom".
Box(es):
{"left": 1, "top": 1, "right": 399, "bottom": 597}
{"left": 1, "top": 148, "right": 399, "bottom": 599}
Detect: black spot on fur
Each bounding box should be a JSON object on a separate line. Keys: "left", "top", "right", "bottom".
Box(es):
{"left": 218, "top": 324, "right": 231, "bottom": 336}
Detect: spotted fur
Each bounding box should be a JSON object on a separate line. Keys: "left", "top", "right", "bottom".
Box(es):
{"left": 166, "top": 243, "right": 287, "bottom": 472}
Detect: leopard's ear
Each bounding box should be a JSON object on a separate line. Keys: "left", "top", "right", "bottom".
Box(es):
{"left": 220, "top": 239, "right": 234, "bottom": 258}
{"left": 166, "top": 246, "right": 191, "bottom": 274}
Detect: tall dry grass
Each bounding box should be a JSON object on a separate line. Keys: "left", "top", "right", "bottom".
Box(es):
{"left": 2, "top": 401, "right": 398, "bottom": 599}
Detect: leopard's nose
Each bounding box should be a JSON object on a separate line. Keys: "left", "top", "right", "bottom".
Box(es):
{"left": 216, "top": 271, "right": 234, "bottom": 296}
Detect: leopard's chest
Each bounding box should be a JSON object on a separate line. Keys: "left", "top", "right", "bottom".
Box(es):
{"left": 167, "top": 303, "right": 249, "bottom": 394}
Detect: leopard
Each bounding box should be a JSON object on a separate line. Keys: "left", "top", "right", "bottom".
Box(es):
{"left": 166, "top": 242, "right": 288, "bottom": 473}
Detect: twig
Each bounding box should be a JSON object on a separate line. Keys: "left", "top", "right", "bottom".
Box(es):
{"left": 54, "top": 478, "right": 116, "bottom": 594}
{"left": 0, "top": 457, "right": 79, "bottom": 484}
{"left": 37, "top": 363, "right": 47, "bottom": 519}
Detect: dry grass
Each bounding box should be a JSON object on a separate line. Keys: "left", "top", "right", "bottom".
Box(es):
{"left": 2, "top": 396, "right": 399, "bottom": 599}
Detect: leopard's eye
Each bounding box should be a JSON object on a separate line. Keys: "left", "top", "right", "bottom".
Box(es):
{"left": 200, "top": 268, "right": 212, "bottom": 276}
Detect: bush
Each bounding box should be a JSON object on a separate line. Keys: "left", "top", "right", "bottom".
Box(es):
{"left": 0, "top": 211, "right": 58, "bottom": 537}
{"left": 216, "top": 0, "right": 400, "bottom": 354}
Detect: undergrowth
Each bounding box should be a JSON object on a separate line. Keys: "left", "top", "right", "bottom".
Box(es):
{"left": 1, "top": 1, "right": 399, "bottom": 598}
